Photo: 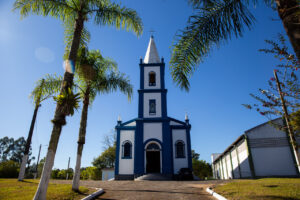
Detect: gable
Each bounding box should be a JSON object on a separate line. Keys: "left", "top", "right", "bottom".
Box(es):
{"left": 170, "top": 120, "right": 182, "bottom": 126}
{"left": 168, "top": 117, "right": 186, "bottom": 126}
{"left": 125, "top": 121, "right": 136, "bottom": 127}
{"left": 120, "top": 119, "right": 137, "bottom": 127}
{"left": 246, "top": 118, "right": 286, "bottom": 139}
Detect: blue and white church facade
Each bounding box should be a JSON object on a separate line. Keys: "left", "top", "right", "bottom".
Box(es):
{"left": 115, "top": 36, "right": 192, "bottom": 180}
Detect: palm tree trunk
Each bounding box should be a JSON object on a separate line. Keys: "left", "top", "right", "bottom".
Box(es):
{"left": 276, "top": 0, "right": 300, "bottom": 61}
{"left": 18, "top": 104, "right": 40, "bottom": 181}
{"left": 33, "top": 13, "right": 84, "bottom": 200}
{"left": 72, "top": 86, "right": 90, "bottom": 191}
{"left": 18, "top": 79, "right": 45, "bottom": 181}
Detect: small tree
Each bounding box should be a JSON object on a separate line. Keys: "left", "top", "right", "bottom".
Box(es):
{"left": 0, "top": 137, "right": 14, "bottom": 162}
{"left": 191, "top": 150, "right": 212, "bottom": 179}
{"left": 92, "top": 145, "right": 116, "bottom": 169}
{"left": 0, "top": 137, "right": 35, "bottom": 165}
{"left": 243, "top": 34, "right": 300, "bottom": 172}
{"left": 102, "top": 130, "right": 116, "bottom": 150}
{"left": 243, "top": 34, "right": 299, "bottom": 130}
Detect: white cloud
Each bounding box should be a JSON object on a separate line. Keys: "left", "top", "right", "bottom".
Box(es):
{"left": 35, "top": 47, "right": 55, "bottom": 63}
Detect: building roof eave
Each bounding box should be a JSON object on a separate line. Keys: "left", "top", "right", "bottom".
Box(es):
{"left": 213, "top": 134, "right": 246, "bottom": 164}
{"left": 168, "top": 117, "right": 186, "bottom": 125}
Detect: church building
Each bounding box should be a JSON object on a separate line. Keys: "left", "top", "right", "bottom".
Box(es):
{"left": 115, "top": 36, "right": 192, "bottom": 180}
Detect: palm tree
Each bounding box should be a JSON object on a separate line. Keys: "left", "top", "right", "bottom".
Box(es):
{"left": 27, "top": 50, "right": 132, "bottom": 191}
{"left": 72, "top": 49, "right": 132, "bottom": 191}
{"left": 18, "top": 75, "right": 62, "bottom": 181}
{"left": 13, "top": 1, "right": 142, "bottom": 199}
{"left": 170, "top": 0, "right": 300, "bottom": 91}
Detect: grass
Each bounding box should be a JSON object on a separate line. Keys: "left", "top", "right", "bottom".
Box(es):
{"left": 213, "top": 178, "right": 300, "bottom": 200}
{"left": 0, "top": 179, "right": 95, "bottom": 200}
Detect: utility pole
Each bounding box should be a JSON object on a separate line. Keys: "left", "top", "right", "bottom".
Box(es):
{"left": 34, "top": 144, "right": 42, "bottom": 179}
{"left": 274, "top": 70, "right": 300, "bottom": 174}
{"left": 66, "top": 157, "right": 70, "bottom": 180}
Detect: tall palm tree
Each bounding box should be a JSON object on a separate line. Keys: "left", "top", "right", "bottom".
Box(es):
{"left": 170, "top": 0, "right": 300, "bottom": 91}
{"left": 28, "top": 50, "right": 132, "bottom": 191}
{"left": 72, "top": 49, "right": 132, "bottom": 191}
{"left": 13, "top": 1, "right": 142, "bottom": 199}
{"left": 18, "top": 76, "right": 62, "bottom": 181}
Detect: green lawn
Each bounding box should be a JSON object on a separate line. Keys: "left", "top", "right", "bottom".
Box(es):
{"left": 214, "top": 178, "right": 300, "bottom": 200}
{"left": 0, "top": 179, "right": 94, "bottom": 200}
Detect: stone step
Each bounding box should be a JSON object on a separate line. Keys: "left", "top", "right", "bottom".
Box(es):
{"left": 135, "top": 173, "right": 172, "bottom": 181}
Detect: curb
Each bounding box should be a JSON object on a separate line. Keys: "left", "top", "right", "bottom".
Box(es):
{"left": 206, "top": 187, "right": 227, "bottom": 200}
{"left": 81, "top": 188, "right": 104, "bottom": 200}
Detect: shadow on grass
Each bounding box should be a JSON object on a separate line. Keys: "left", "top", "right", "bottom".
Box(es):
{"left": 74, "top": 190, "right": 90, "bottom": 195}
{"left": 264, "top": 185, "right": 278, "bottom": 188}
{"left": 20, "top": 180, "right": 39, "bottom": 185}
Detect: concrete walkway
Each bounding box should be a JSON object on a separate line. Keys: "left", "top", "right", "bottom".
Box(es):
{"left": 52, "top": 180, "right": 227, "bottom": 200}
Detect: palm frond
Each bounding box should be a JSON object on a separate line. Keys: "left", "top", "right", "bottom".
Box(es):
{"left": 188, "top": 0, "right": 276, "bottom": 8}
{"left": 95, "top": 72, "right": 133, "bottom": 101}
{"left": 187, "top": 0, "right": 214, "bottom": 8}
{"left": 91, "top": 0, "right": 143, "bottom": 36}
{"left": 76, "top": 49, "right": 118, "bottom": 82}
{"left": 170, "top": 0, "right": 255, "bottom": 91}
{"left": 13, "top": 0, "right": 75, "bottom": 20}
{"left": 96, "top": 54, "right": 118, "bottom": 73}
{"left": 74, "top": 48, "right": 132, "bottom": 104}
{"left": 30, "top": 74, "right": 63, "bottom": 103}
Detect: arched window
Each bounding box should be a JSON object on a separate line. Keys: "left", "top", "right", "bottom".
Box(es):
{"left": 149, "top": 71, "right": 156, "bottom": 86}
{"left": 175, "top": 140, "right": 185, "bottom": 158}
{"left": 122, "top": 141, "right": 132, "bottom": 159}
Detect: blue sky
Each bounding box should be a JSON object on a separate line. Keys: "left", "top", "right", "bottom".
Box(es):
{"left": 0, "top": 0, "right": 289, "bottom": 169}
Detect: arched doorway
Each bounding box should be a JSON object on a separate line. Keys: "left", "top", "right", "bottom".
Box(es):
{"left": 145, "top": 143, "right": 161, "bottom": 173}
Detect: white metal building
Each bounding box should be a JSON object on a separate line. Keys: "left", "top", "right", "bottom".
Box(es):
{"left": 212, "top": 118, "right": 300, "bottom": 179}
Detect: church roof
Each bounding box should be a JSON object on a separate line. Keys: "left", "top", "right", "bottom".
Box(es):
{"left": 144, "top": 36, "right": 160, "bottom": 64}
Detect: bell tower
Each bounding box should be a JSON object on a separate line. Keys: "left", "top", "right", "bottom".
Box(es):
{"left": 138, "top": 36, "right": 167, "bottom": 119}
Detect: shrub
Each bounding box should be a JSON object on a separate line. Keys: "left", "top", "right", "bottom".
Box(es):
{"left": 0, "top": 160, "right": 19, "bottom": 178}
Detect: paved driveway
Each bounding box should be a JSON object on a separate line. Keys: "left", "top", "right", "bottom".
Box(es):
{"left": 54, "top": 180, "right": 227, "bottom": 200}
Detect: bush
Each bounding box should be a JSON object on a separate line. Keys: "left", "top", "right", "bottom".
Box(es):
{"left": 0, "top": 161, "right": 19, "bottom": 178}
{"left": 80, "top": 168, "right": 89, "bottom": 180}
{"left": 81, "top": 167, "right": 101, "bottom": 180}
{"left": 193, "top": 159, "right": 212, "bottom": 179}
{"left": 51, "top": 168, "right": 60, "bottom": 179}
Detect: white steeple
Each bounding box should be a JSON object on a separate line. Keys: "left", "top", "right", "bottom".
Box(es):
{"left": 144, "top": 36, "right": 160, "bottom": 64}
